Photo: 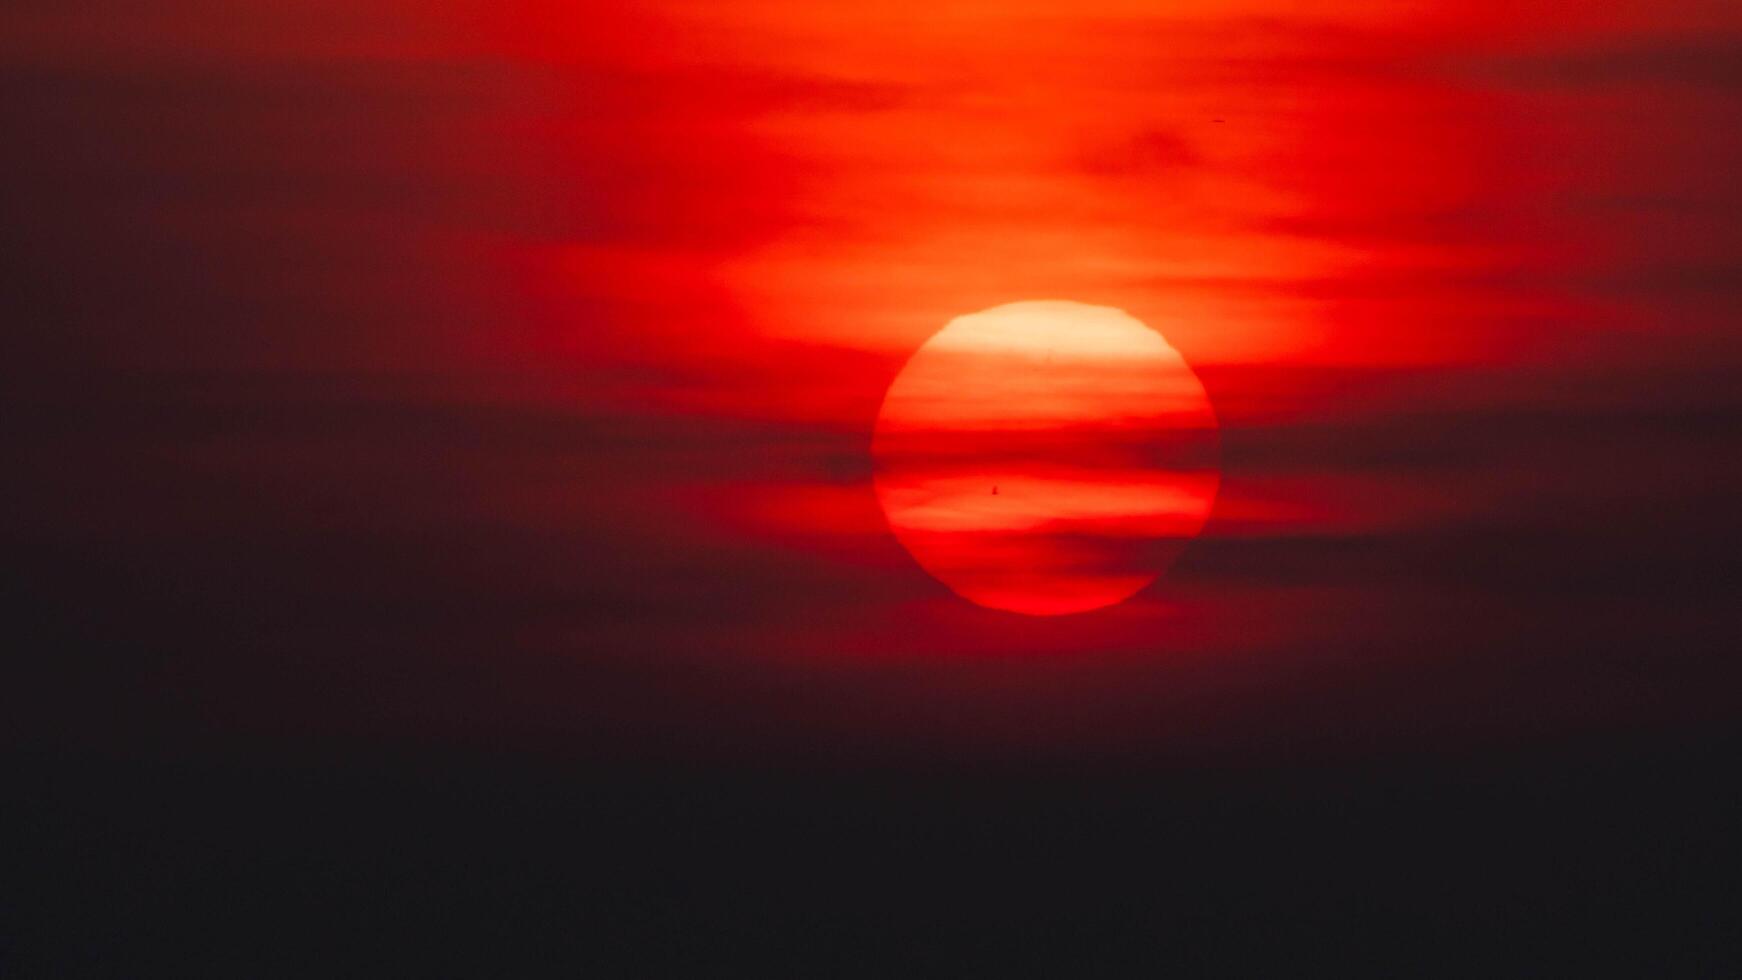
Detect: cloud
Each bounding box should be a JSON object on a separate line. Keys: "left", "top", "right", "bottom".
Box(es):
{"left": 1462, "top": 36, "right": 1742, "bottom": 90}
{"left": 1078, "top": 129, "right": 1201, "bottom": 177}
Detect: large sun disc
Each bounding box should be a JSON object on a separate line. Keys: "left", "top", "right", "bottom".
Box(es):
{"left": 872, "top": 301, "right": 1219, "bottom": 616}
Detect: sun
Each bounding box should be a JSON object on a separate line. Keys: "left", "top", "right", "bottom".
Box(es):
{"left": 872, "top": 301, "right": 1220, "bottom": 615}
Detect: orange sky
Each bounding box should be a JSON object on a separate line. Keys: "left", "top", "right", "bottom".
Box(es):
{"left": 5, "top": 0, "right": 1741, "bottom": 757}
{"left": 419, "top": 0, "right": 1742, "bottom": 448}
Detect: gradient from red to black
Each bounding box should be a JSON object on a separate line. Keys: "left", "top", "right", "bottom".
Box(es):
{"left": 5, "top": 1, "right": 1740, "bottom": 973}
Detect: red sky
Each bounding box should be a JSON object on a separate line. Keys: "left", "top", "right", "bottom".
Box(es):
{"left": 4, "top": 0, "right": 1741, "bottom": 763}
